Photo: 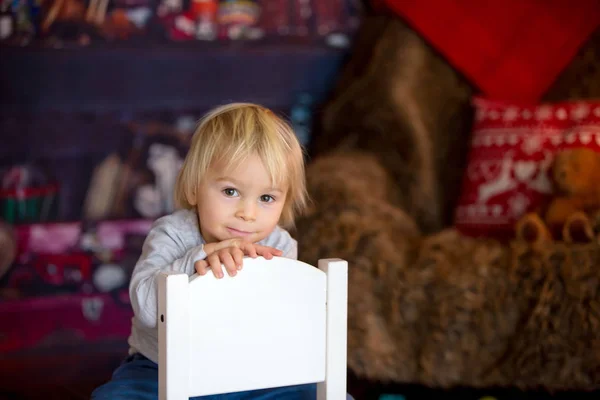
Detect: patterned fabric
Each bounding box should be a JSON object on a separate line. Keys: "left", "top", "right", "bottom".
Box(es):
{"left": 454, "top": 97, "right": 600, "bottom": 239}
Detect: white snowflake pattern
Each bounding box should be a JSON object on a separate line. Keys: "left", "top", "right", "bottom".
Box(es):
{"left": 579, "top": 131, "right": 592, "bottom": 145}
{"left": 594, "top": 107, "right": 600, "bottom": 118}
{"left": 535, "top": 106, "right": 553, "bottom": 121}
{"left": 503, "top": 107, "right": 520, "bottom": 122}
{"left": 508, "top": 193, "right": 530, "bottom": 217}
{"left": 489, "top": 110, "right": 500, "bottom": 120}
{"left": 571, "top": 104, "right": 590, "bottom": 120}
{"left": 550, "top": 134, "right": 563, "bottom": 146}
{"left": 556, "top": 108, "right": 568, "bottom": 120}
{"left": 522, "top": 135, "right": 543, "bottom": 155}
{"left": 566, "top": 132, "right": 578, "bottom": 144}
{"left": 522, "top": 110, "right": 532, "bottom": 120}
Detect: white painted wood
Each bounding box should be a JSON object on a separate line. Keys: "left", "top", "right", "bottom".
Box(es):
{"left": 158, "top": 272, "right": 190, "bottom": 400}
{"left": 317, "top": 259, "right": 348, "bottom": 400}
{"left": 158, "top": 256, "right": 348, "bottom": 399}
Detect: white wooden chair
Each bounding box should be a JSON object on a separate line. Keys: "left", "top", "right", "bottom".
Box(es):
{"left": 158, "top": 256, "right": 348, "bottom": 400}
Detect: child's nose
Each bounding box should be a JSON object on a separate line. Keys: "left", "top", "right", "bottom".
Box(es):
{"left": 236, "top": 200, "right": 257, "bottom": 221}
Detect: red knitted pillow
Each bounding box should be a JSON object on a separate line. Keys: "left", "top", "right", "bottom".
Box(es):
{"left": 454, "top": 97, "right": 600, "bottom": 240}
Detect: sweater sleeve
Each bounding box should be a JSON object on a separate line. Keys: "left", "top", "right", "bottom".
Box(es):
{"left": 129, "top": 216, "right": 206, "bottom": 328}
{"left": 264, "top": 226, "right": 298, "bottom": 260}
{"left": 283, "top": 238, "right": 298, "bottom": 260}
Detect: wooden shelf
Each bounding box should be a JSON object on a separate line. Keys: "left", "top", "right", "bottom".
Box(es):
{"left": 0, "top": 38, "right": 348, "bottom": 222}
{"left": 1, "top": 39, "right": 348, "bottom": 114}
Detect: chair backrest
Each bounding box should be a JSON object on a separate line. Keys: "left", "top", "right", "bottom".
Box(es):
{"left": 158, "top": 256, "right": 348, "bottom": 400}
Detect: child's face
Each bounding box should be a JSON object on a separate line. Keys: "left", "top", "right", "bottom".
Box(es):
{"left": 196, "top": 153, "right": 287, "bottom": 244}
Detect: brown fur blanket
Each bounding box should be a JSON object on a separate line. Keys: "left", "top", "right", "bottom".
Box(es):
{"left": 310, "top": 15, "right": 474, "bottom": 234}
{"left": 296, "top": 153, "right": 600, "bottom": 391}
{"left": 297, "top": 13, "right": 600, "bottom": 391}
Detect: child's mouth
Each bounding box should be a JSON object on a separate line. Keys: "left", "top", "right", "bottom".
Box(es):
{"left": 226, "top": 227, "right": 253, "bottom": 237}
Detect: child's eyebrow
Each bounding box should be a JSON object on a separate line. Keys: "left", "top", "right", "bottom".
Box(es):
{"left": 215, "top": 176, "right": 240, "bottom": 184}
{"left": 216, "top": 176, "right": 283, "bottom": 194}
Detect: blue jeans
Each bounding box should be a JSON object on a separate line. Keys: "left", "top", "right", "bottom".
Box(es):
{"left": 91, "top": 353, "right": 354, "bottom": 400}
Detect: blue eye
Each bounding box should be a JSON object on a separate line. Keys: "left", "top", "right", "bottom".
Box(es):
{"left": 260, "top": 195, "right": 275, "bottom": 203}
{"left": 223, "top": 188, "right": 239, "bottom": 197}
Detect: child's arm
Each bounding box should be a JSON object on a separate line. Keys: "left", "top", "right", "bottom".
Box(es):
{"left": 129, "top": 217, "right": 207, "bottom": 329}
{"left": 190, "top": 228, "right": 297, "bottom": 278}
{"left": 194, "top": 239, "right": 282, "bottom": 278}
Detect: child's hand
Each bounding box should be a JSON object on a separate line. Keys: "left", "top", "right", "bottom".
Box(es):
{"left": 195, "top": 239, "right": 282, "bottom": 279}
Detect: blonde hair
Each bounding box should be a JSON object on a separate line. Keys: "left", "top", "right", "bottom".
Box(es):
{"left": 175, "top": 103, "right": 308, "bottom": 228}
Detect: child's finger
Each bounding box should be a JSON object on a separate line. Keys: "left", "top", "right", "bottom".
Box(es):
{"left": 207, "top": 253, "right": 224, "bottom": 279}
{"left": 219, "top": 250, "right": 237, "bottom": 277}
{"left": 231, "top": 247, "right": 244, "bottom": 270}
{"left": 255, "top": 245, "right": 283, "bottom": 259}
{"left": 194, "top": 259, "right": 209, "bottom": 275}
{"left": 242, "top": 242, "right": 258, "bottom": 258}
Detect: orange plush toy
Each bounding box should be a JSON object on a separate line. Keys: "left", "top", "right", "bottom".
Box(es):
{"left": 516, "top": 148, "right": 600, "bottom": 245}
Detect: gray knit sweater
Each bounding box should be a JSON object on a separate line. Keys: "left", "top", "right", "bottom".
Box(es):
{"left": 127, "top": 209, "right": 297, "bottom": 363}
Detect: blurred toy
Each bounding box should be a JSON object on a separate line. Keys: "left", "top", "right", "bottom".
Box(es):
{"left": 93, "top": 262, "right": 127, "bottom": 292}
{"left": 40, "top": 0, "right": 145, "bottom": 43}
{"left": 137, "top": 141, "right": 182, "bottom": 216}
{"left": 217, "top": 0, "right": 261, "bottom": 40}
{"left": 110, "top": 0, "right": 152, "bottom": 29}
{"left": 11, "top": 0, "right": 36, "bottom": 43}
{"left": 40, "top": 0, "right": 100, "bottom": 45}
{"left": 516, "top": 148, "right": 600, "bottom": 245}
{"left": 13, "top": 217, "right": 152, "bottom": 259}
{"left": 157, "top": 0, "right": 182, "bottom": 17}
{"left": 6, "top": 251, "right": 96, "bottom": 296}
{"left": 41, "top": 0, "right": 85, "bottom": 32}
{"left": 161, "top": 0, "right": 362, "bottom": 42}
{"left": 166, "top": 9, "right": 194, "bottom": 40}
{"left": 84, "top": 0, "right": 108, "bottom": 25}
{"left": 91, "top": 230, "right": 144, "bottom": 293}
{"left": 3, "top": 218, "right": 149, "bottom": 297}
{"left": 191, "top": 0, "right": 217, "bottom": 40}
{"left": 0, "top": 0, "right": 15, "bottom": 40}
{"left": 0, "top": 220, "right": 16, "bottom": 281}
{"left": 0, "top": 164, "right": 59, "bottom": 224}
{"left": 100, "top": 7, "right": 141, "bottom": 40}
{"left": 32, "top": 252, "right": 92, "bottom": 287}
{"left": 84, "top": 121, "right": 189, "bottom": 221}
